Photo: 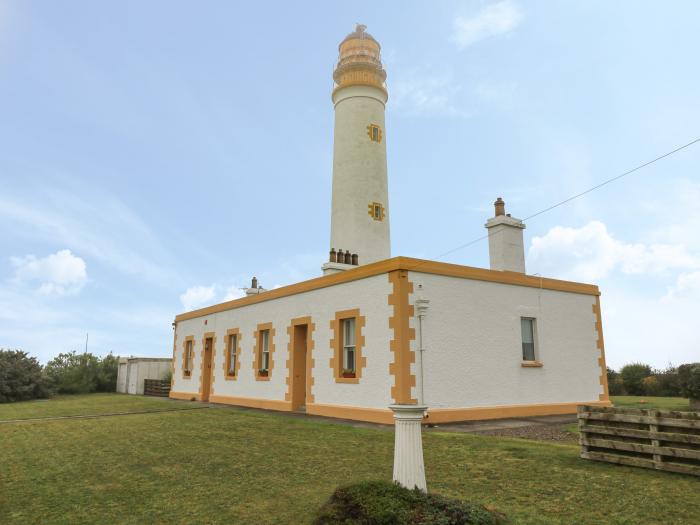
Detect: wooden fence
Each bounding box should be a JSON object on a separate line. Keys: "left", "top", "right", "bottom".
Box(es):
{"left": 578, "top": 405, "right": 700, "bottom": 477}
{"left": 144, "top": 379, "right": 171, "bottom": 397}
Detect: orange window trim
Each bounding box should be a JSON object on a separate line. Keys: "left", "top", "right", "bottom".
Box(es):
{"left": 253, "top": 322, "right": 275, "bottom": 381}
{"left": 285, "top": 316, "right": 316, "bottom": 404}
{"left": 182, "top": 335, "right": 195, "bottom": 380}
{"left": 388, "top": 270, "right": 416, "bottom": 404}
{"left": 223, "top": 328, "right": 242, "bottom": 381}
{"left": 329, "top": 309, "right": 366, "bottom": 384}
{"left": 593, "top": 297, "right": 610, "bottom": 401}
{"left": 175, "top": 257, "right": 600, "bottom": 322}
{"left": 199, "top": 332, "right": 216, "bottom": 399}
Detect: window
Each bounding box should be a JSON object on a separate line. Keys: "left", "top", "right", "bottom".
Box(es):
{"left": 184, "top": 339, "right": 193, "bottom": 377}
{"left": 342, "top": 318, "right": 356, "bottom": 375}
{"left": 368, "top": 202, "right": 385, "bottom": 221}
{"left": 254, "top": 323, "right": 275, "bottom": 380}
{"left": 367, "top": 123, "right": 382, "bottom": 143}
{"left": 520, "top": 317, "right": 536, "bottom": 361}
{"left": 226, "top": 333, "right": 238, "bottom": 377}
{"left": 261, "top": 329, "right": 270, "bottom": 371}
{"left": 330, "top": 309, "right": 365, "bottom": 382}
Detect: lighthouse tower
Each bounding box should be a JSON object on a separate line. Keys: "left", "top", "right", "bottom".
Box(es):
{"left": 323, "top": 25, "right": 390, "bottom": 274}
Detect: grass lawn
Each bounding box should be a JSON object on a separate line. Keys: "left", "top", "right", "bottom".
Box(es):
{"left": 611, "top": 395, "right": 690, "bottom": 411}
{"left": 0, "top": 393, "right": 200, "bottom": 421}
{"left": 1, "top": 395, "right": 698, "bottom": 524}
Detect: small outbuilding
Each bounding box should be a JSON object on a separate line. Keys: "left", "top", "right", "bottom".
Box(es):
{"left": 116, "top": 357, "right": 172, "bottom": 395}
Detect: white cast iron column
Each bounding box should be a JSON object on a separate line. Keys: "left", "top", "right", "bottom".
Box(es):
{"left": 390, "top": 404, "right": 428, "bottom": 492}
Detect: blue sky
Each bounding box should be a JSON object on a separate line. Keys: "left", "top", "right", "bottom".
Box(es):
{"left": 1, "top": 1, "right": 699, "bottom": 369}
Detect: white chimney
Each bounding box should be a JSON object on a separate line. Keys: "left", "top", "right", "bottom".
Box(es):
{"left": 484, "top": 197, "right": 526, "bottom": 273}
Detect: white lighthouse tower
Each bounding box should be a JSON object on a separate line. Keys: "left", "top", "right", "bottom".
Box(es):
{"left": 323, "top": 24, "right": 390, "bottom": 274}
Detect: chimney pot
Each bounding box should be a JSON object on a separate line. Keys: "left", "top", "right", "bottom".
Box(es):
{"left": 344, "top": 251, "right": 352, "bottom": 264}
{"left": 351, "top": 253, "right": 359, "bottom": 265}
{"left": 494, "top": 197, "right": 505, "bottom": 217}
{"left": 329, "top": 248, "right": 337, "bottom": 263}
{"left": 251, "top": 276, "right": 258, "bottom": 289}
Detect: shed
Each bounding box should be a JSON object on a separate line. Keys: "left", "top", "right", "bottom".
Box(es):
{"left": 116, "top": 357, "right": 172, "bottom": 395}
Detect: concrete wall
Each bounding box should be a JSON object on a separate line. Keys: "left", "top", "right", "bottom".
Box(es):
{"left": 408, "top": 271, "right": 603, "bottom": 408}
{"left": 172, "top": 273, "right": 394, "bottom": 410}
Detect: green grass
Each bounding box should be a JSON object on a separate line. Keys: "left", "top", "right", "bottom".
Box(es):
{"left": 0, "top": 393, "right": 199, "bottom": 421}
{"left": 1, "top": 394, "right": 699, "bottom": 524}
{"left": 611, "top": 395, "right": 690, "bottom": 411}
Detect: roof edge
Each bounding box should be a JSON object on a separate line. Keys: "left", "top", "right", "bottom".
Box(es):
{"left": 174, "top": 256, "right": 600, "bottom": 323}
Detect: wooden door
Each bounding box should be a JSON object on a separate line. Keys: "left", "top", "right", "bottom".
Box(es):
{"left": 291, "top": 324, "right": 308, "bottom": 411}
{"left": 201, "top": 337, "right": 213, "bottom": 402}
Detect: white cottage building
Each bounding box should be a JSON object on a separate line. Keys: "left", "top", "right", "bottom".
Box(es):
{"left": 169, "top": 25, "right": 610, "bottom": 424}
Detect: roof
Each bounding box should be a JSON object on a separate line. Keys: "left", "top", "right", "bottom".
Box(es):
{"left": 174, "top": 256, "right": 600, "bottom": 323}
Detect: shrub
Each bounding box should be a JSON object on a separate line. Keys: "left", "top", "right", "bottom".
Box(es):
{"left": 620, "top": 363, "right": 652, "bottom": 396}
{"left": 678, "top": 363, "right": 700, "bottom": 400}
{"left": 607, "top": 367, "right": 624, "bottom": 395}
{"left": 95, "top": 353, "right": 119, "bottom": 392}
{"left": 0, "top": 349, "right": 51, "bottom": 403}
{"left": 642, "top": 376, "right": 660, "bottom": 396}
{"left": 654, "top": 365, "right": 681, "bottom": 397}
{"left": 313, "top": 480, "right": 508, "bottom": 525}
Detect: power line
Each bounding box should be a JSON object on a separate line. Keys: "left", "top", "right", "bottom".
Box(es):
{"left": 417, "top": 136, "right": 700, "bottom": 265}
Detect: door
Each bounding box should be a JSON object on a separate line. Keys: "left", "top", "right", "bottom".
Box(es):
{"left": 201, "top": 337, "right": 214, "bottom": 402}
{"left": 291, "top": 324, "right": 308, "bottom": 411}
{"left": 127, "top": 362, "right": 138, "bottom": 394}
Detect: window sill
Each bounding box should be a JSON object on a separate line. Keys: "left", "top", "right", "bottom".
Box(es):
{"left": 521, "top": 361, "right": 543, "bottom": 368}
{"left": 335, "top": 376, "right": 360, "bottom": 384}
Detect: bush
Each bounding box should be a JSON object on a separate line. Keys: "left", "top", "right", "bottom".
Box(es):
{"left": 678, "top": 363, "right": 700, "bottom": 400}
{"left": 0, "top": 349, "right": 51, "bottom": 403}
{"left": 654, "top": 365, "right": 681, "bottom": 397}
{"left": 313, "top": 481, "right": 507, "bottom": 525}
{"left": 95, "top": 353, "right": 119, "bottom": 392}
{"left": 642, "top": 376, "right": 660, "bottom": 396}
{"left": 620, "top": 363, "right": 652, "bottom": 396}
{"left": 607, "top": 368, "right": 624, "bottom": 395}
{"left": 44, "top": 351, "right": 119, "bottom": 394}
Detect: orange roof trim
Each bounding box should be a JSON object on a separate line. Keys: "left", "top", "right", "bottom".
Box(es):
{"left": 174, "top": 256, "right": 600, "bottom": 322}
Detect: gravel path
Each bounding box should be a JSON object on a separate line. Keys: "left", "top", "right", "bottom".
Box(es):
{"left": 474, "top": 424, "right": 578, "bottom": 443}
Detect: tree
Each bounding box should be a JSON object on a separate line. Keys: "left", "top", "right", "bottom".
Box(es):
{"left": 0, "top": 349, "right": 51, "bottom": 403}
{"left": 96, "top": 353, "right": 119, "bottom": 392}
{"left": 620, "top": 363, "right": 652, "bottom": 396}
{"left": 607, "top": 367, "right": 624, "bottom": 395}
{"left": 678, "top": 363, "right": 700, "bottom": 405}
{"left": 44, "top": 351, "right": 101, "bottom": 394}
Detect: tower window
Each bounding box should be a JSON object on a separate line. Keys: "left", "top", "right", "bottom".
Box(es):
{"left": 367, "top": 124, "right": 382, "bottom": 143}
{"left": 368, "top": 202, "right": 385, "bottom": 221}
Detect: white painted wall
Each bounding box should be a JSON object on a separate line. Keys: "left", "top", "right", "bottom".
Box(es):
{"left": 485, "top": 215, "right": 526, "bottom": 273}
{"left": 330, "top": 85, "right": 390, "bottom": 265}
{"left": 117, "top": 358, "right": 172, "bottom": 395}
{"left": 172, "top": 273, "right": 394, "bottom": 409}
{"left": 408, "top": 271, "right": 603, "bottom": 408}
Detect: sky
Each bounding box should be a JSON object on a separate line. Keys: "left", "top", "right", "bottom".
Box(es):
{"left": 1, "top": 1, "right": 699, "bottom": 369}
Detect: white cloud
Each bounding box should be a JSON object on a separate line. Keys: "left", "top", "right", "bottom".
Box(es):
{"left": 391, "top": 69, "right": 469, "bottom": 118}
{"left": 453, "top": 1, "right": 523, "bottom": 49}
{"left": 223, "top": 285, "right": 245, "bottom": 301}
{"left": 11, "top": 249, "right": 87, "bottom": 295}
{"left": 180, "top": 285, "right": 216, "bottom": 311}
{"left": 528, "top": 221, "right": 698, "bottom": 282}
{"left": 663, "top": 270, "right": 700, "bottom": 301}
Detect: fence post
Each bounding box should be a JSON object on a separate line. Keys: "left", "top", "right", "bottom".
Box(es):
{"left": 577, "top": 405, "right": 588, "bottom": 456}
{"left": 649, "top": 410, "right": 662, "bottom": 470}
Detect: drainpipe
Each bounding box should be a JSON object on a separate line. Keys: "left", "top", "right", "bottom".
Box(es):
{"left": 415, "top": 297, "right": 430, "bottom": 405}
